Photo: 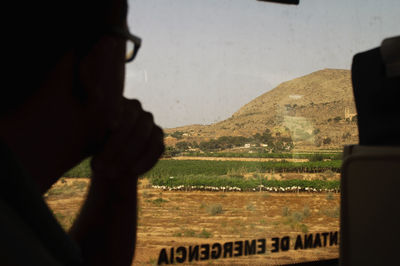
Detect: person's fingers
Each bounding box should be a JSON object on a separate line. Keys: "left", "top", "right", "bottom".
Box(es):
{"left": 116, "top": 110, "right": 155, "bottom": 165}
{"left": 91, "top": 97, "right": 163, "bottom": 179}
{"left": 94, "top": 122, "right": 162, "bottom": 179}
{"left": 129, "top": 126, "right": 165, "bottom": 176}
{"left": 94, "top": 99, "right": 142, "bottom": 164}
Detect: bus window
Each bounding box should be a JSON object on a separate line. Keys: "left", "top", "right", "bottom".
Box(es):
{"left": 46, "top": 0, "right": 399, "bottom": 265}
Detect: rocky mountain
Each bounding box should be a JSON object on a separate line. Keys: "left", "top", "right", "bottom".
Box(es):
{"left": 165, "top": 69, "right": 359, "bottom": 150}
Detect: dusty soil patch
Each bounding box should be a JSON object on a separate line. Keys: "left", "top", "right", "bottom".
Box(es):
{"left": 46, "top": 178, "right": 340, "bottom": 265}
{"left": 273, "top": 172, "right": 339, "bottom": 181}
{"left": 241, "top": 172, "right": 340, "bottom": 181}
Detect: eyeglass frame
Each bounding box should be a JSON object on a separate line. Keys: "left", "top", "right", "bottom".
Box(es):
{"left": 106, "top": 26, "right": 142, "bottom": 63}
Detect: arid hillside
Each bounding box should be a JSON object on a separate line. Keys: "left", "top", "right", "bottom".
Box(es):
{"left": 165, "top": 69, "right": 358, "bottom": 150}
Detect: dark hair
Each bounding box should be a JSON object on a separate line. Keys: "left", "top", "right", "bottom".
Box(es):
{"left": 2, "top": 0, "right": 127, "bottom": 115}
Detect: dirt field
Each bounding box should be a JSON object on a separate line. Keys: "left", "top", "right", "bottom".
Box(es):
{"left": 46, "top": 178, "right": 340, "bottom": 265}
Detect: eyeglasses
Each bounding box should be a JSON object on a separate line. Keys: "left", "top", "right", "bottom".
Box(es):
{"left": 107, "top": 27, "right": 142, "bottom": 63}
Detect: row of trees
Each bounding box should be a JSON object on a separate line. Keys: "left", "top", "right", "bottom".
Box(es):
{"left": 327, "top": 115, "right": 357, "bottom": 123}
{"left": 167, "top": 129, "right": 294, "bottom": 155}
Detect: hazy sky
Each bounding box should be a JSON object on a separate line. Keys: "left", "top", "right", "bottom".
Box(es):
{"left": 125, "top": 0, "right": 399, "bottom": 128}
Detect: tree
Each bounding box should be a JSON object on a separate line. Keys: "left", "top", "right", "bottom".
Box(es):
{"left": 171, "top": 131, "right": 184, "bottom": 139}
{"left": 191, "top": 141, "right": 199, "bottom": 148}
{"left": 323, "top": 137, "right": 332, "bottom": 145}
{"left": 261, "top": 129, "right": 273, "bottom": 144}
{"left": 176, "top": 141, "right": 190, "bottom": 151}
{"left": 313, "top": 128, "right": 320, "bottom": 135}
{"left": 163, "top": 146, "right": 180, "bottom": 157}
{"left": 342, "top": 132, "right": 351, "bottom": 139}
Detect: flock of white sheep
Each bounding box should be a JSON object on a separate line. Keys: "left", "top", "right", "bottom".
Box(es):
{"left": 151, "top": 184, "right": 339, "bottom": 193}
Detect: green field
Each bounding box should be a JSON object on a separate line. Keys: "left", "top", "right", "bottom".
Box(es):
{"left": 145, "top": 160, "right": 341, "bottom": 178}
{"left": 63, "top": 157, "right": 342, "bottom": 191}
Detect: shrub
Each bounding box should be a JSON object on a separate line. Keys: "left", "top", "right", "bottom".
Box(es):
{"left": 323, "top": 206, "right": 340, "bottom": 218}
{"left": 163, "top": 146, "right": 180, "bottom": 157}
{"left": 282, "top": 206, "right": 290, "bottom": 217}
{"left": 300, "top": 224, "right": 308, "bottom": 233}
{"left": 171, "top": 131, "right": 184, "bottom": 139}
{"left": 148, "top": 258, "right": 157, "bottom": 266}
{"left": 326, "top": 192, "right": 334, "bottom": 200}
{"left": 303, "top": 206, "right": 311, "bottom": 218}
{"left": 142, "top": 191, "right": 153, "bottom": 198}
{"left": 323, "top": 137, "right": 332, "bottom": 145}
{"left": 282, "top": 210, "right": 308, "bottom": 231}
{"left": 292, "top": 212, "right": 304, "bottom": 222}
{"left": 176, "top": 141, "right": 190, "bottom": 150}
{"left": 342, "top": 132, "right": 351, "bottom": 139}
{"left": 198, "top": 229, "right": 212, "bottom": 238}
{"left": 208, "top": 204, "right": 223, "bottom": 215}
{"left": 152, "top": 197, "right": 168, "bottom": 206}
{"left": 183, "top": 229, "right": 196, "bottom": 237}
{"left": 322, "top": 170, "right": 336, "bottom": 179}
{"left": 246, "top": 203, "right": 256, "bottom": 211}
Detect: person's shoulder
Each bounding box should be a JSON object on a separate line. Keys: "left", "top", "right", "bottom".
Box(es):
{"left": 0, "top": 199, "right": 63, "bottom": 266}
{"left": 0, "top": 141, "right": 83, "bottom": 266}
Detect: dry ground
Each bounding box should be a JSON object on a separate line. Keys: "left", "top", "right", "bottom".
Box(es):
{"left": 45, "top": 178, "right": 339, "bottom": 265}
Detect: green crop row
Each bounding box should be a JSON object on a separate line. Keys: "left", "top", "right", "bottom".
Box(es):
{"left": 62, "top": 157, "right": 342, "bottom": 179}
{"left": 145, "top": 160, "right": 342, "bottom": 178}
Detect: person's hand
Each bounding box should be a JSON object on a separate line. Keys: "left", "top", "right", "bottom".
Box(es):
{"left": 90, "top": 98, "right": 164, "bottom": 181}
{"left": 69, "top": 99, "right": 162, "bottom": 266}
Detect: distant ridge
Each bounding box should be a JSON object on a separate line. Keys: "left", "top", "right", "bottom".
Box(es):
{"left": 165, "top": 69, "right": 358, "bottom": 150}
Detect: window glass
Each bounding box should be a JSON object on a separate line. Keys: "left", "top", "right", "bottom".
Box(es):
{"left": 46, "top": 0, "right": 400, "bottom": 265}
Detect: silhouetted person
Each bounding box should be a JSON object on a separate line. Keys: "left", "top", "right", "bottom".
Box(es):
{"left": 352, "top": 36, "right": 400, "bottom": 145}
{"left": 0, "top": 0, "right": 164, "bottom": 265}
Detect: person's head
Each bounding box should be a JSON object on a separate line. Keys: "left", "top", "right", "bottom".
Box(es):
{"left": 1, "top": 0, "right": 138, "bottom": 187}
{"left": 3, "top": 0, "right": 129, "bottom": 116}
